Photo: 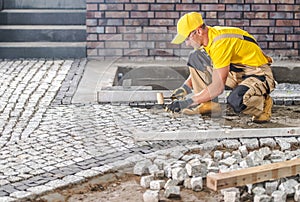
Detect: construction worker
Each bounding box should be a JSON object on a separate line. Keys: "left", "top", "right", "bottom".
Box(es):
{"left": 166, "top": 12, "right": 276, "bottom": 123}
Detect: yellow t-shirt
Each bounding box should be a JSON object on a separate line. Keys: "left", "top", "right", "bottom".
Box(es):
{"left": 204, "top": 26, "right": 270, "bottom": 69}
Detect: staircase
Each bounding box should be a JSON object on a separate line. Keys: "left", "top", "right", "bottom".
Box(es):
{"left": 0, "top": 0, "right": 86, "bottom": 59}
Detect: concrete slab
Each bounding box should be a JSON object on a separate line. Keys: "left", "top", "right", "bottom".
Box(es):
{"left": 73, "top": 59, "right": 300, "bottom": 104}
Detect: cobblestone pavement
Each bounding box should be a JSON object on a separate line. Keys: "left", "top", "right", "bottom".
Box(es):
{"left": 0, "top": 59, "right": 211, "bottom": 201}
{"left": 0, "top": 59, "right": 298, "bottom": 201}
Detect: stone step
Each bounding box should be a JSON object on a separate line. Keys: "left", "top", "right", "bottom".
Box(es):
{"left": 3, "top": 0, "right": 86, "bottom": 9}
{"left": 0, "top": 42, "right": 86, "bottom": 59}
{"left": 0, "top": 25, "right": 86, "bottom": 42}
{"left": 0, "top": 9, "right": 86, "bottom": 25}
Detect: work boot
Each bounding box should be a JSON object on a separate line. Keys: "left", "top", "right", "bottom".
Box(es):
{"left": 252, "top": 95, "right": 273, "bottom": 123}
{"left": 182, "top": 101, "right": 222, "bottom": 117}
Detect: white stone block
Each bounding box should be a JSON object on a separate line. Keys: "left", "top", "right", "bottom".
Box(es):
{"left": 294, "top": 184, "right": 300, "bottom": 202}
{"left": 140, "top": 175, "right": 154, "bottom": 188}
{"left": 134, "top": 160, "right": 152, "bottom": 176}
{"left": 164, "top": 186, "right": 180, "bottom": 198}
{"left": 272, "top": 190, "right": 287, "bottom": 202}
{"left": 253, "top": 194, "right": 272, "bottom": 202}
{"left": 238, "top": 145, "right": 248, "bottom": 158}
{"left": 185, "top": 159, "right": 202, "bottom": 177}
{"left": 265, "top": 180, "right": 279, "bottom": 195}
{"left": 279, "top": 179, "right": 299, "bottom": 196}
{"left": 164, "top": 179, "right": 180, "bottom": 189}
{"left": 191, "top": 176, "right": 203, "bottom": 192}
{"left": 171, "top": 167, "right": 188, "bottom": 182}
{"left": 150, "top": 180, "right": 165, "bottom": 190}
{"left": 143, "top": 190, "right": 159, "bottom": 202}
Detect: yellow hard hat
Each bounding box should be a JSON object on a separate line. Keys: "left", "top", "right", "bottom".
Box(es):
{"left": 171, "top": 12, "right": 204, "bottom": 44}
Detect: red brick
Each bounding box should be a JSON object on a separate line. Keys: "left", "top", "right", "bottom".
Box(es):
{"left": 123, "top": 33, "right": 148, "bottom": 40}
{"left": 251, "top": 4, "right": 275, "bottom": 11}
{"left": 226, "top": 5, "right": 250, "bottom": 11}
{"left": 86, "top": 19, "right": 97, "bottom": 26}
{"left": 155, "top": 12, "right": 179, "bottom": 19}
{"left": 125, "top": 4, "right": 149, "bottom": 10}
{"left": 86, "top": 0, "right": 104, "bottom": 2}
{"left": 131, "top": 12, "right": 154, "bottom": 18}
{"left": 130, "top": 41, "right": 155, "bottom": 49}
{"left": 270, "top": 12, "right": 293, "bottom": 19}
{"left": 176, "top": 4, "right": 200, "bottom": 11}
{"left": 274, "top": 35, "right": 286, "bottom": 41}
{"left": 124, "top": 49, "right": 148, "bottom": 56}
{"left": 182, "top": 0, "right": 194, "bottom": 2}
{"left": 271, "top": 0, "right": 295, "bottom": 3}
{"left": 87, "top": 42, "right": 104, "bottom": 48}
{"left": 206, "top": 12, "right": 217, "bottom": 18}
{"left": 277, "top": 5, "right": 300, "bottom": 11}
{"left": 87, "top": 34, "right": 98, "bottom": 41}
{"left": 98, "top": 34, "right": 122, "bottom": 41}
{"left": 251, "top": 19, "right": 275, "bottom": 26}
{"left": 132, "top": 0, "right": 154, "bottom": 2}
{"left": 105, "top": 41, "right": 129, "bottom": 48}
{"left": 246, "top": 0, "right": 269, "bottom": 3}
{"left": 124, "top": 19, "right": 149, "bottom": 26}
{"left": 148, "top": 33, "right": 173, "bottom": 41}
{"left": 105, "top": 27, "right": 117, "bottom": 33}
{"left": 150, "top": 19, "right": 174, "bottom": 26}
{"left": 117, "top": 26, "right": 143, "bottom": 33}
{"left": 144, "top": 26, "right": 168, "bottom": 34}
{"left": 218, "top": 12, "right": 242, "bottom": 19}
{"left": 201, "top": 4, "right": 225, "bottom": 11}
{"left": 225, "top": 19, "right": 250, "bottom": 27}
{"left": 87, "top": 27, "right": 97, "bottom": 33}
{"left": 254, "top": 34, "right": 273, "bottom": 41}
{"left": 99, "top": 19, "right": 123, "bottom": 26}
{"left": 219, "top": 0, "right": 244, "bottom": 2}
{"left": 99, "top": 4, "right": 124, "bottom": 10}
{"left": 244, "top": 27, "right": 268, "bottom": 34}
{"left": 105, "top": 12, "right": 129, "bottom": 18}
{"left": 105, "top": 0, "right": 129, "bottom": 3}
{"left": 276, "top": 20, "right": 299, "bottom": 26}
{"left": 206, "top": 19, "right": 225, "bottom": 26}
{"left": 287, "top": 35, "right": 300, "bottom": 41}
{"left": 155, "top": 42, "right": 178, "bottom": 49}
{"left": 244, "top": 12, "right": 268, "bottom": 19}
{"left": 98, "top": 49, "right": 123, "bottom": 56}
{"left": 87, "top": 11, "right": 103, "bottom": 19}
{"left": 151, "top": 4, "right": 175, "bottom": 10}
{"left": 87, "top": 4, "right": 98, "bottom": 11}
{"left": 269, "top": 42, "right": 293, "bottom": 49}
{"left": 156, "top": 0, "right": 178, "bottom": 2}
{"left": 87, "top": 49, "right": 98, "bottom": 56}
{"left": 195, "top": 0, "right": 218, "bottom": 2}
{"left": 269, "top": 27, "right": 294, "bottom": 34}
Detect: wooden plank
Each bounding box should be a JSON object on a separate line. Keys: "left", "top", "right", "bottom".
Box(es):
{"left": 134, "top": 127, "right": 300, "bottom": 142}
{"left": 207, "top": 158, "right": 300, "bottom": 191}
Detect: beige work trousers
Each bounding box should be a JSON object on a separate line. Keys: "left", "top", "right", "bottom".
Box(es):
{"left": 189, "top": 64, "right": 275, "bottom": 117}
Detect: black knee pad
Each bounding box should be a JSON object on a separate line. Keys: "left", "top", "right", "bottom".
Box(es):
{"left": 227, "top": 85, "right": 249, "bottom": 113}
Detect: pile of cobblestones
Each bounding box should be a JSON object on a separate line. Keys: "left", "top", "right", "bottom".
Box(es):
{"left": 132, "top": 137, "right": 300, "bottom": 202}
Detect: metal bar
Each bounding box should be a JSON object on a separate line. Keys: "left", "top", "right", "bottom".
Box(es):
{"left": 134, "top": 127, "right": 300, "bottom": 142}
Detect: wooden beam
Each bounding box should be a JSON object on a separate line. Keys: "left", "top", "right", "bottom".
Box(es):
{"left": 134, "top": 127, "right": 300, "bottom": 142}
{"left": 207, "top": 158, "right": 300, "bottom": 191}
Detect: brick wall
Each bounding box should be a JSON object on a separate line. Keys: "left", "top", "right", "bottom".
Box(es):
{"left": 86, "top": 0, "right": 300, "bottom": 60}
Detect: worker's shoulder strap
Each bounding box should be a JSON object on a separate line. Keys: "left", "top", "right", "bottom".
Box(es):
{"left": 212, "top": 33, "right": 258, "bottom": 45}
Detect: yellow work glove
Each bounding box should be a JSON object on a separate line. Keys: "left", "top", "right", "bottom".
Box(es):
{"left": 171, "top": 84, "right": 192, "bottom": 100}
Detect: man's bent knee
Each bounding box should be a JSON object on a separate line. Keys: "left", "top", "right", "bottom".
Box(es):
{"left": 227, "top": 85, "right": 249, "bottom": 113}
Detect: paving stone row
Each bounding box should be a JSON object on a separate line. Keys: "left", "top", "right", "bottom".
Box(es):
{"left": 52, "top": 59, "right": 87, "bottom": 106}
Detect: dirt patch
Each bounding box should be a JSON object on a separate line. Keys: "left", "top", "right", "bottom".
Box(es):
{"left": 59, "top": 174, "right": 222, "bottom": 202}
{"left": 219, "top": 104, "right": 300, "bottom": 129}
